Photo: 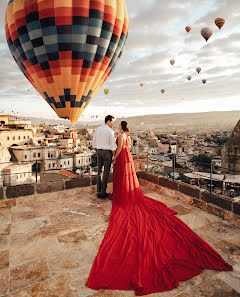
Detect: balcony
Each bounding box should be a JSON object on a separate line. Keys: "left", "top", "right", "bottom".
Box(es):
{"left": 0, "top": 172, "right": 239, "bottom": 296}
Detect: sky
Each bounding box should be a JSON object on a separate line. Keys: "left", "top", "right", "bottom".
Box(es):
{"left": 0, "top": 0, "right": 240, "bottom": 123}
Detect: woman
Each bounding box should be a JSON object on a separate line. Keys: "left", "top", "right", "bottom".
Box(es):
{"left": 86, "top": 121, "right": 232, "bottom": 296}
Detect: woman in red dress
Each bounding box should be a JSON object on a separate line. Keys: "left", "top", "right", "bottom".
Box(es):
{"left": 86, "top": 121, "right": 232, "bottom": 296}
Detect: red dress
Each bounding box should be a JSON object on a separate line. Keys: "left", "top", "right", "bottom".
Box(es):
{"left": 86, "top": 132, "right": 232, "bottom": 296}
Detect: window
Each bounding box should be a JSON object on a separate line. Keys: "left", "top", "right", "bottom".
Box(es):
{"left": 49, "top": 164, "right": 51, "bottom": 169}
{"left": 38, "top": 153, "right": 41, "bottom": 158}
{"left": 60, "top": 164, "right": 62, "bottom": 167}
{"left": 68, "top": 161, "right": 70, "bottom": 165}
{"left": 27, "top": 136, "right": 30, "bottom": 139}
{"left": 18, "top": 136, "right": 21, "bottom": 140}
{"left": 79, "top": 160, "right": 80, "bottom": 164}
{"left": 48, "top": 153, "right": 50, "bottom": 158}
{"left": 23, "top": 173, "right": 25, "bottom": 177}
{"left": 25, "top": 155, "right": 27, "bottom": 159}
{"left": 7, "top": 137, "right": 9, "bottom": 141}
{"left": 53, "top": 163, "right": 55, "bottom": 168}
{"left": 16, "top": 175, "right": 18, "bottom": 180}
{"left": 13, "top": 136, "right": 15, "bottom": 140}
{"left": 64, "top": 162, "right": 66, "bottom": 165}
{"left": 33, "top": 153, "right": 36, "bottom": 158}
{"left": 38, "top": 140, "right": 41, "bottom": 144}
{"left": 23, "top": 136, "right": 26, "bottom": 139}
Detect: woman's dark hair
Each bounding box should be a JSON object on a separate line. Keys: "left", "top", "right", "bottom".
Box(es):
{"left": 121, "top": 121, "right": 129, "bottom": 132}
{"left": 105, "top": 115, "right": 114, "bottom": 123}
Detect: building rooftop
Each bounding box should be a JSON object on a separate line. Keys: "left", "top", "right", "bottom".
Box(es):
{"left": 0, "top": 180, "right": 239, "bottom": 296}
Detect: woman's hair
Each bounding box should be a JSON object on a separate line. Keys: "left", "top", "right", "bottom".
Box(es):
{"left": 121, "top": 121, "right": 129, "bottom": 132}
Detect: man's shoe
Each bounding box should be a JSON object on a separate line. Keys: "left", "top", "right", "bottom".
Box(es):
{"left": 101, "top": 193, "right": 109, "bottom": 199}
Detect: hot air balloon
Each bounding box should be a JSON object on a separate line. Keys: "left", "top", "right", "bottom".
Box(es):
{"left": 170, "top": 59, "right": 175, "bottom": 66}
{"left": 187, "top": 76, "right": 191, "bottom": 81}
{"left": 140, "top": 83, "right": 143, "bottom": 87}
{"left": 161, "top": 89, "right": 165, "bottom": 94}
{"left": 215, "top": 18, "right": 225, "bottom": 30}
{"left": 5, "top": 0, "right": 129, "bottom": 126}
{"left": 201, "top": 28, "right": 213, "bottom": 42}
{"left": 185, "top": 26, "right": 191, "bottom": 33}
{"left": 196, "top": 67, "right": 201, "bottom": 74}
{"left": 202, "top": 79, "right": 207, "bottom": 84}
{"left": 104, "top": 89, "right": 109, "bottom": 95}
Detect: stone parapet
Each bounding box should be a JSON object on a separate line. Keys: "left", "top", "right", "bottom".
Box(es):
{"left": 137, "top": 171, "right": 240, "bottom": 222}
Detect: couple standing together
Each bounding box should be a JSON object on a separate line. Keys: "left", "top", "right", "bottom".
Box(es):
{"left": 87, "top": 115, "right": 232, "bottom": 296}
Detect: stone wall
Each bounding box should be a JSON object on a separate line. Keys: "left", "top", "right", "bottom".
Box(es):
{"left": 137, "top": 171, "right": 240, "bottom": 223}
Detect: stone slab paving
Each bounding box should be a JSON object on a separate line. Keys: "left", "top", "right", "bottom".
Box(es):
{"left": 0, "top": 183, "right": 239, "bottom": 297}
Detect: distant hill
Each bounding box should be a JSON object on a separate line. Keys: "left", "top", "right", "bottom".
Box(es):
{"left": 25, "top": 110, "right": 240, "bottom": 134}
{"left": 114, "top": 110, "right": 240, "bottom": 134}
{"left": 25, "top": 116, "right": 101, "bottom": 128}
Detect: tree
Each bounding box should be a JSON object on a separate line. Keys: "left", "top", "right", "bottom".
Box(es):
{"left": 191, "top": 154, "right": 212, "bottom": 169}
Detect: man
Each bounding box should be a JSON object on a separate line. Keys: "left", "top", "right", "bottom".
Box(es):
{"left": 92, "top": 115, "right": 117, "bottom": 199}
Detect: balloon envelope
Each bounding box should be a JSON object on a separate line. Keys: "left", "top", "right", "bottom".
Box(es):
{"left": 215, "top": 18, "right": 225, "bottom": 30}
{"left": 196, "top": 67, "right": 201, "bottom": 73}
{"left": 170, "top": 59, "right": 175, "bottom": 66}
{"left": 187, "top": 76, "right": 191, "bottom": 81}
{"left": 202, "top": 79, "right": 207, "bottom": 84}
{"left": 5, "top": 0, "right": 129, "bottom": 126}
{"left": 161, "top": 89, "right": 165, "bottom": 94}
{"left": 185, "top": 26, "right": 191, "bottom": 33}
{"left": 104, "top": 89, "right": 109, "bottom": 95}
{"left": 201, "top": 28, "right": 213, "bottom": 42}
{"left": 140, "top": 83, "right": 143, "bottom": 87}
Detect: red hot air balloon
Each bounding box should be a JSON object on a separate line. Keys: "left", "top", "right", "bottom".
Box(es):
{"left": 161, "top": 89, "right": 165, "bottom": 94}
{"left": 187, "top": 76, "right": 191, "bottom": 81}
{"left": 202, "top": 79, "right": 207, "bottom": 84}
{"left": 5, "top": 0, "right": 129, "bottom": 126}
{"left": 185, "top": 26, "right": 191, "bottom": 33}
{"left": 201, "top": 28, "right": 213, "bottom": 42}
{"left": 140, "top": 83, "right": 143, "bottom": 87}
{"left": 215, "top": 18, "right": 225, "bottom": 30}
{"left": 196, "top": 67, "right": 201, "bottom": 74}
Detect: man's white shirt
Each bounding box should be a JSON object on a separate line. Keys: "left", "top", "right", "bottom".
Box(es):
{"left": 92, "top": 125, "right": 117, "bottom": 151}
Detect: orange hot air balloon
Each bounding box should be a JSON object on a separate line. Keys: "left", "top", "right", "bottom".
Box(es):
{"left": 202, "top": 79, "right": 207, "bottom": 84}
{"left": 185, "top": 26, "right": 191, "bottom": 33}
{"left": 170, "top": 59, "right": 175, "bottom": 66}
{"left": 104, "top": 89, "right": 109, "bottom": 95}
{"left": 201, "top": 28, "right": 213, "bottom": 42}
{"left": 140, "top": 83, "right": 143, "bottom": 87}
{"left": 196, "top": 67, "right": 201, "bottom": 74}
{"left": 161, "top": 89, "right": 165, "bottom": 94}
{"left": 215, "top": 18, "right": 225, "bottom": 30}
{"left": 5, "top": 0, "right": 129, "bottom": 126}
{"left": 187, "top": 76, "right": 191, "bottom": 81}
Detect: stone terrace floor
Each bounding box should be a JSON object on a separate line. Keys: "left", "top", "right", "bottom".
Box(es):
{"left": 0, "top": 182, "right": 240, "bottom": 297}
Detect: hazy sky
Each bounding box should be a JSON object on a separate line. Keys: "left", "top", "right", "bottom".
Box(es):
{"left": 0, "top": 0, "right": 239, "bottom": 122}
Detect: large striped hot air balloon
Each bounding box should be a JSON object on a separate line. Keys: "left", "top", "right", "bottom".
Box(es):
{"left": 5, "top": 0, "right": 129, "bottom": 126}
{"left": 215, "top": 18, "right": 225, "bottom": 30}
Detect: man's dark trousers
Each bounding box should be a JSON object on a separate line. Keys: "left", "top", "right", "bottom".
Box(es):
{"left": 97, "top": 149, "right": 113, "bottom": 195}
